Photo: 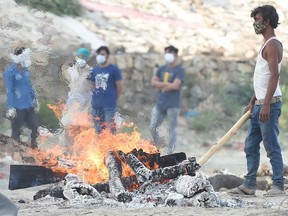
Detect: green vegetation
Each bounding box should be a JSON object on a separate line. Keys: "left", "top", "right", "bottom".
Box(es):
{"left": 37, "top": 101, "right": 60, "bottom": 132}
{"left": 279, "top": 63, "right": 288, "bottom": 129}
{"left": 187, "top": 61, "right": 288, "bottom": 132}
{"left": 15, "top": 0, "right": 83, "bottom": 16}
{"left": 188, "top": 111, "right": 224, "bottom": 132}
{"left": 218, "top": 75, "right": 253, "bottom": 117}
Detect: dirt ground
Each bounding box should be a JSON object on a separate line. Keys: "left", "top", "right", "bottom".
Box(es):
{"left": 1, "top": 117, "right": 288, "bottom": 216}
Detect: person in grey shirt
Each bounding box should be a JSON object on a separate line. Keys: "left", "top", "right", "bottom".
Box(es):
{"left": 150, "top": 45, "right": 185, "bottom": 155}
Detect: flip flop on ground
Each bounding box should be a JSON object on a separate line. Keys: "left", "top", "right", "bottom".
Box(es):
{"left": 227, "top": 184, "right": 256, "bottom": 197}
{"left": 264, "top": 186, "right": 287, "bottom": 197}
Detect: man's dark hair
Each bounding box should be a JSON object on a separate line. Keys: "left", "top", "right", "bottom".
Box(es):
{"left": 96, "top": 46, "right": 110, "bottom": 55}
{"left": 164, "top": 45, "right": 179, "bottom": 54}
{"left": 250, "top": 5, "right": 280, "bottom": 29}
{"left": 14, "top": 47, "right": 26, "bottom": 56}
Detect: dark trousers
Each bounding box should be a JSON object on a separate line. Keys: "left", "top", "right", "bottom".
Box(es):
{"left": 11, "top": 108, "right": 38, "bottom": 143}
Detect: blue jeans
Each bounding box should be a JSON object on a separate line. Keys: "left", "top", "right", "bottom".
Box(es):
{"left": 150, "top": 106, "right": 179, "bottom": 154}
{"left": 92, "top": 107, "right": 116, "bottom": 134}
{"left": 243, "top": 102, "right": 284, "bottom": 190}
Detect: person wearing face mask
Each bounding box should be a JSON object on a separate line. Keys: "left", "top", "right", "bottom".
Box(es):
{"left": 60, "top": 47, "right": 93, "bottom": 147}
{"left": 64, "top": 47, "right": 92, "bottom": 105}
{"left": 228, "top": 5, "right": 286, "bottom": 197}
{"left": 150, "top": 45, "right": 185, "bottom": 155}
{"left": 87, "top": 46, "right": 122, "bottom": 134}
{"left": 3, "top": 47, "right": 39, "bottom": 149}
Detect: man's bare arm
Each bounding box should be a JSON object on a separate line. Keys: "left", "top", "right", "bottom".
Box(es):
{"left": 263, "top": 40, "right": 281, "bottom": 105}
{"left": 151, "top": 76, "right": 167, "bottom": 90}
{"left": 260, "top": 40, "right": 282, "bottom": 121}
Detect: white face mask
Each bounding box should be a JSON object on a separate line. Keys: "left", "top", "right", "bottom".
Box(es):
{"left": 164, "top": 53, "right": 175, "bottom": 64}
{"left": 96, "top": 55, "right": 107, "bottom": 65}
{"left": 21, "top": 60, "right": 31, "bottom": 68}
{"left": 75, "top": 57, "right": 86, "bottom": 68}
{"left": 10, "top": 48, "right": 31, "bottom": 67}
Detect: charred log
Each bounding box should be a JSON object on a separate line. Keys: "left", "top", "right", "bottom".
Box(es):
{"left": 207, "top": 174, "right": 269, "bottom": 191}
{"left": 207, "top": 174, "right": 244, "bottom": 192}
{"left": 159, "top": 152, "right": 187, "bottom": 168}
{"left": 120, "top": 148, "right": 160, "bottom": 169}
{"left": 118, "top": 149, "right": 187, "bottom": 168}
{"left": 105, "top": 151, "right": 132, "bottom": 203}
{"left": 125, "top": 154, "right": 200, "bottom": 183}
{"left": 33, "top": 181, "right": 65, "bottom": 200}
{"left": 123, "top": 154, "right": 153, "bottom": 183}
{"left": 92, "top": 175, "right": 139, "bottom": 193}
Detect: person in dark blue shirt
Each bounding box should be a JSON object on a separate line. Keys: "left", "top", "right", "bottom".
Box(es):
{"left": 87, "top": 46, "right": 122, "bottom": 134}
{"left": 3, "top": 47, "right": 39, "bottom": 149}
{"left": 150, "top": 45, "right": 185, "bottom": 155}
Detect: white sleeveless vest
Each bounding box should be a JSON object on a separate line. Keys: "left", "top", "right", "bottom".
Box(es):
{"left": 253, "top": 36, "right": 282, "bottom": 100}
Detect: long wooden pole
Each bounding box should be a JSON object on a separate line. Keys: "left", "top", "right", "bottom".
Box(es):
{"left": 197, "top": 111, "right": 251, "bottom": 167}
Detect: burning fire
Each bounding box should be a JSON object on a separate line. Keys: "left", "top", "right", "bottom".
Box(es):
{"left": 47, "top": 101, "right": 65, "bottom": 119}
{"left": 34, "top": 102, "right": 158, "bottom": 184}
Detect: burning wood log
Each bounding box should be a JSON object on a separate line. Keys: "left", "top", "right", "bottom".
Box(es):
{"left": 105, "top": 151, "right": 132, "bottom": 203}
{"left": 123, "top": 154, "right": 153, "bottom": 183}
{"left": 123, "top": 148, "right": 160, "bottom": 169}
{"left": 124, "top": 154, "right": 200, "bottom": 183}
{"left": 118, "top": 149, "right": 187, "bottom": 168}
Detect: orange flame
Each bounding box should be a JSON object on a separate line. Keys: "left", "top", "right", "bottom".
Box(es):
{"left": 35, "top": 103, "right": 158, "bottom": 184}
{"left": 47, "top": 101, "right": 65, "bottom": 119}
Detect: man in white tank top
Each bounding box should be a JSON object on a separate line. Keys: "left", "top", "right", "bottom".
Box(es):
{"left": 229, "top": 5, "right": 286, "bottom": 197}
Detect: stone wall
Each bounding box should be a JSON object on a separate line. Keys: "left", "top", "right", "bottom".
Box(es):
{"left": 1, "top": 0, "right": 288, "bottom": 119}
{"left": 109, "top": 53, "right": 257, "bottom": 114}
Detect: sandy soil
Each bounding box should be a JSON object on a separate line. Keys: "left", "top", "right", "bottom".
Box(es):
{"left": 1, "top": 118, "right": 288, "bottom": 216}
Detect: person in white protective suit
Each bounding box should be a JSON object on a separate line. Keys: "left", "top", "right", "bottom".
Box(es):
{"left": 60, "top": 47, "right": 93, "bottom": 147}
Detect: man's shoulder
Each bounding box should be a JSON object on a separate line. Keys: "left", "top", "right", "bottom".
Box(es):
{"left": 91, "top": 65, "right": 100, "bottom": 72}
{"left": 175, "top": 64, "right": 184, "bottom": 70}
{"left": 156, "top": 65, "right": 167, "bottom": 73}
{"left": 264, "top": 38, "right": 283, "bottom": 58}
{"left": 108, "top": 63, "right": 121, "bottom": 70}
{"left": 92, "top": 64, "right": 119, "bottom": 71}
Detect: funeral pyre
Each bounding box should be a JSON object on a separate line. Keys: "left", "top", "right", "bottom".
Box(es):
{"left": 7, "top": 125, "right": 222, "bottom": 208}
{"left": 31, "top": 150, "right": 220, "bottom": 208}
{"left": 4, "top": 101, "right": 244, "bottom": 208}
